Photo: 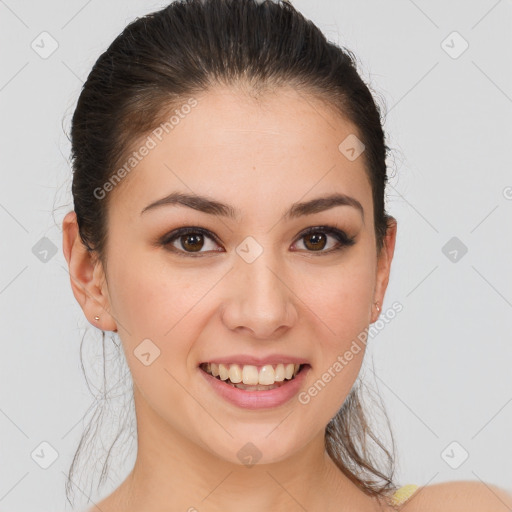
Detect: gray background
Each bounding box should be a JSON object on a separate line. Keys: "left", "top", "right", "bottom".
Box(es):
{"left": 1, "top": 0, "right": 511, "bottom": 510}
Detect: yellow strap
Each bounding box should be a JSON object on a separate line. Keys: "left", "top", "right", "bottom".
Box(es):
{"left": 390, "top": 484, "right": 419, "bottom": 506}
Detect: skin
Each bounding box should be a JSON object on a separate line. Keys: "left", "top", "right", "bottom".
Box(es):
{"left": 63, "top": 84, "right": 398, "bottom": 512}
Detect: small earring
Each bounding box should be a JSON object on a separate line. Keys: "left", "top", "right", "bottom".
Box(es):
{"left": 94, "top": 315, "right": 100, "bottom": 321}
{"left": 374, "top": 301, "right": 380, "bottom": 312}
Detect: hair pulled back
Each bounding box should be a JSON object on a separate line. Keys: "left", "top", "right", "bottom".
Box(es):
{"left": 67, "top": 0, "right": 397, "bottom": 505}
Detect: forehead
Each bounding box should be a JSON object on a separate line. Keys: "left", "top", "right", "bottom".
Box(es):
{"left": 110, "top": 85, "right": 373, "bottom": 222}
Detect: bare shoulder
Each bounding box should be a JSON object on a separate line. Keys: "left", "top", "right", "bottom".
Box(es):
{"left": 405, "top": 480, "right": 512, "bottom": 512}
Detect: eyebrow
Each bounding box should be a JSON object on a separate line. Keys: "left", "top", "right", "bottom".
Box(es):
{"left": 140, "top": 191, "right": 364, "bottom": 221}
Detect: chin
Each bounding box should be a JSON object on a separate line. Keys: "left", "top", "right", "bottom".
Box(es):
{"left": 201, "top": 430, "right": 302, "bottom": 467}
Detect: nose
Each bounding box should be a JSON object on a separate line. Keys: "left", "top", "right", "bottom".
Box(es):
{"left": 220, "top": 252, "right": 298, "bottom": 339}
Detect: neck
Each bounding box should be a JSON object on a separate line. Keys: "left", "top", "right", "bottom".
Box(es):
{"left": 94, "top": 388, "right": 381, "bottom": 512}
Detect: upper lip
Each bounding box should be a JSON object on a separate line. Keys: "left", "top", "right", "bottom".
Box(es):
{"left": 199, "top": 354, "right": 310, "bottom": 366}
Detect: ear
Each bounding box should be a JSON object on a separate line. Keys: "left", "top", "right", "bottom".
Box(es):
{"left": 370, "top": 216, "right": 397, "bottom": 323}
{"left": 62, "top": 210, "right": 118, "bottom": 332}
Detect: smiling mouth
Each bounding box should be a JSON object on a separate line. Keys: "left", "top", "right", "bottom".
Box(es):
{"left": 199, "top": 362, "right": 309, "bottom": 391}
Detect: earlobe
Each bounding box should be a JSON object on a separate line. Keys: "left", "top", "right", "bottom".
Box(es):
{"left": 62, "top": 211, "right": 118, "bottom": 332}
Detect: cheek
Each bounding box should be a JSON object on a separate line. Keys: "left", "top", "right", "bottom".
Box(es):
{"left": 106, "top": 247, "right": 223, "bottom": 385}
{"left": 307, "top": 254, "right": 375, "bottom": 338}
{"left": 107, "top": 246, "right": 205, "bottom": 338}
{"left": 105, "top": 251, "right": 203, "bottom": 401}
{"left": 303, "top": 250, "right": 374, "bottom": 411}
{"left": 300, "top": 264, "right": 372, "bottom": 422}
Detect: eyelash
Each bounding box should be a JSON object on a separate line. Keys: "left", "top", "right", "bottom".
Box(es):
{"left": 159, "top": 225, "right": 356, "bottom": 257}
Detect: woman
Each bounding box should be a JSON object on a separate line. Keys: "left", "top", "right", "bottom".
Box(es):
{"left": 62, "top": 0, "right": 511, "bottom": 510}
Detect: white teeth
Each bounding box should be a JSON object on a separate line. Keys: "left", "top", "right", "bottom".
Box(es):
{"left": 274, "top": 364, "right": 285, "bottom": 382}
{"left": 242, "top": 365, "right": 260, "bottom": 385}
{"left": 218, "top": 363, "right": 229, "bottom": 381}
{"left": 258, "top": 365, "right": 275, "bottom": 385}
{"left": 228, "top": 364, "right": 242, "bottom": 383}
{"left": 202, "top": 362, "right": 303, "bottom": 385}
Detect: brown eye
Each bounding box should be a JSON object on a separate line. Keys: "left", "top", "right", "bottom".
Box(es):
{"left": 303, "top": 232, "right": 328, "bottom": 251}
{"left": 180, "top": 233, "right": 205, "bottom": 252}
{"left": 293, "top": 226, "right": 356, "bottom": 254}
{"left": 161, "top": 227, "right": 222, "bottom": 256}
{"left": 160, "top": 225, "right": 355, "bottom": 258}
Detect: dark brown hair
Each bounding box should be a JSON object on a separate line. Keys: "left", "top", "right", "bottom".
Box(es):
{"left": 66, "top": 0, "right": 398, "bottom": 507}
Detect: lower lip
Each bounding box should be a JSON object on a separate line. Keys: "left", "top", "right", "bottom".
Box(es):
{"left": 199, "top": 365, "right": 311, "bottom": 410}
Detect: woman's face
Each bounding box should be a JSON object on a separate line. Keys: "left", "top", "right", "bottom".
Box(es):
{"left": 67, "top": 85, "right": 396, "bottom": 466}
